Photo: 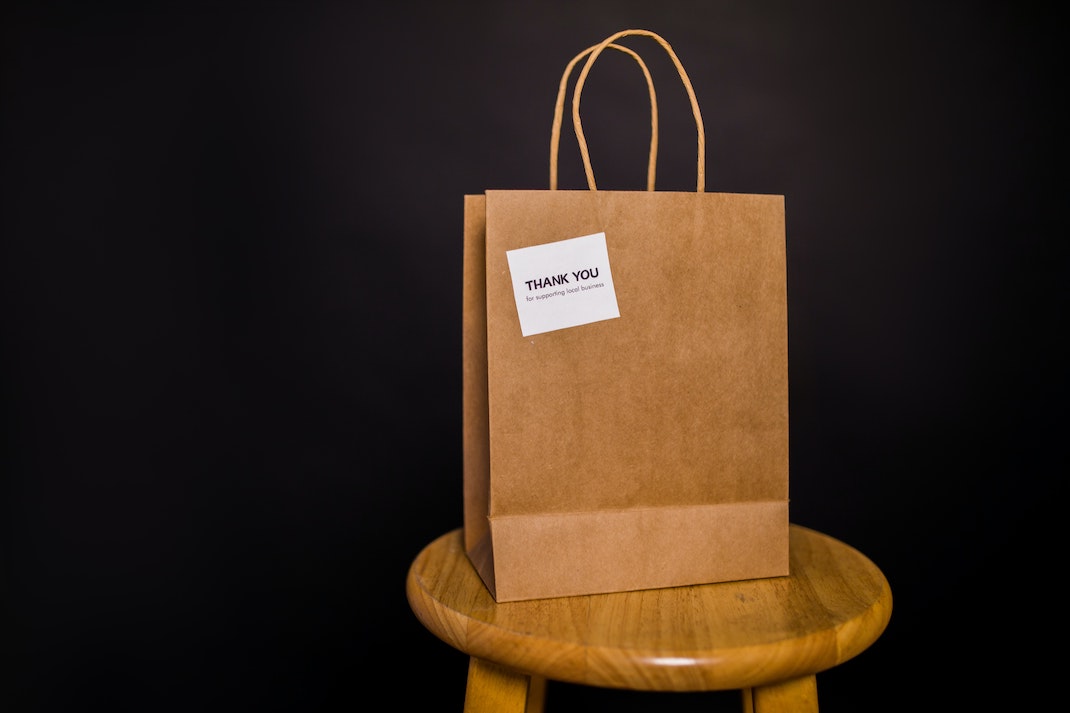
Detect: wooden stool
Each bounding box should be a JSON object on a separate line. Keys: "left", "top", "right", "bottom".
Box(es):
{"left": 406, "top": 524, "right": 891, "bottom": 712}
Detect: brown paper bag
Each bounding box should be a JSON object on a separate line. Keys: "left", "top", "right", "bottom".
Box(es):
{"left": 463, "top": 29, "right": 790, "bottom": 602}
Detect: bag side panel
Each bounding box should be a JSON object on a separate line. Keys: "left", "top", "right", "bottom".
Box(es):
{"left": 462, "top": 194, "right": 495, "bottom": 596}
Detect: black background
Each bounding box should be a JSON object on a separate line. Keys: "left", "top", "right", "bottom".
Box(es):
{"left": 2, "top": 2, "right": 1062, "bottom": 711}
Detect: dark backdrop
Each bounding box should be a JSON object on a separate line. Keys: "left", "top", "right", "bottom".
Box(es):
{"left": 3, "top": 2, "right": 1061, "bottom": 711}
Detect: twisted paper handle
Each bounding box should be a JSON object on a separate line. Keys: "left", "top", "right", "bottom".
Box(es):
{"left": 550, "top": 42, "right": 658, "bottom": 191}
{"left": 573, "top": 29, "right": 706, "bottom": 192}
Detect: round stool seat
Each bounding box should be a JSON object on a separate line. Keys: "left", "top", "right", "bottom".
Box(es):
{"left": 407, "top": 524, "right": 891, "bottom": 711}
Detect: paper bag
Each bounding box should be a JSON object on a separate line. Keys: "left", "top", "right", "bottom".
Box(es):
{"left": 463, "top": 29, "right": 790, "bottom": 602}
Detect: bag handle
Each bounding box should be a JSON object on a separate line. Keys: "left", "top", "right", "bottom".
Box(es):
{"left": 550, "top": 42, "right": 658, "bottom": 191}
{"left": 574, "top": 29, "right": 706, "bottom": 192}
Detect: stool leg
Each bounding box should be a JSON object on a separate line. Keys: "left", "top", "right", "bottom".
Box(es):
{"left": 526, "top": 675, "right": 547, "bottom": 713}
{"left": 463, "top": 656, "right": 544, "bottom": 713}
{"left": 744, "top": 674, "right": 818, "bottom": 713}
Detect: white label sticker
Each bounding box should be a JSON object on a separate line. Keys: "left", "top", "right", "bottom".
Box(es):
{"left": 505, "top": 232, "right": 620, "bottom": 337}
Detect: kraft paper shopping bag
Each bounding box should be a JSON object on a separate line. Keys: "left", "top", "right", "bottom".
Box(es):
{"left": 463, "top": 29, "right": 790, "bottom": 602}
